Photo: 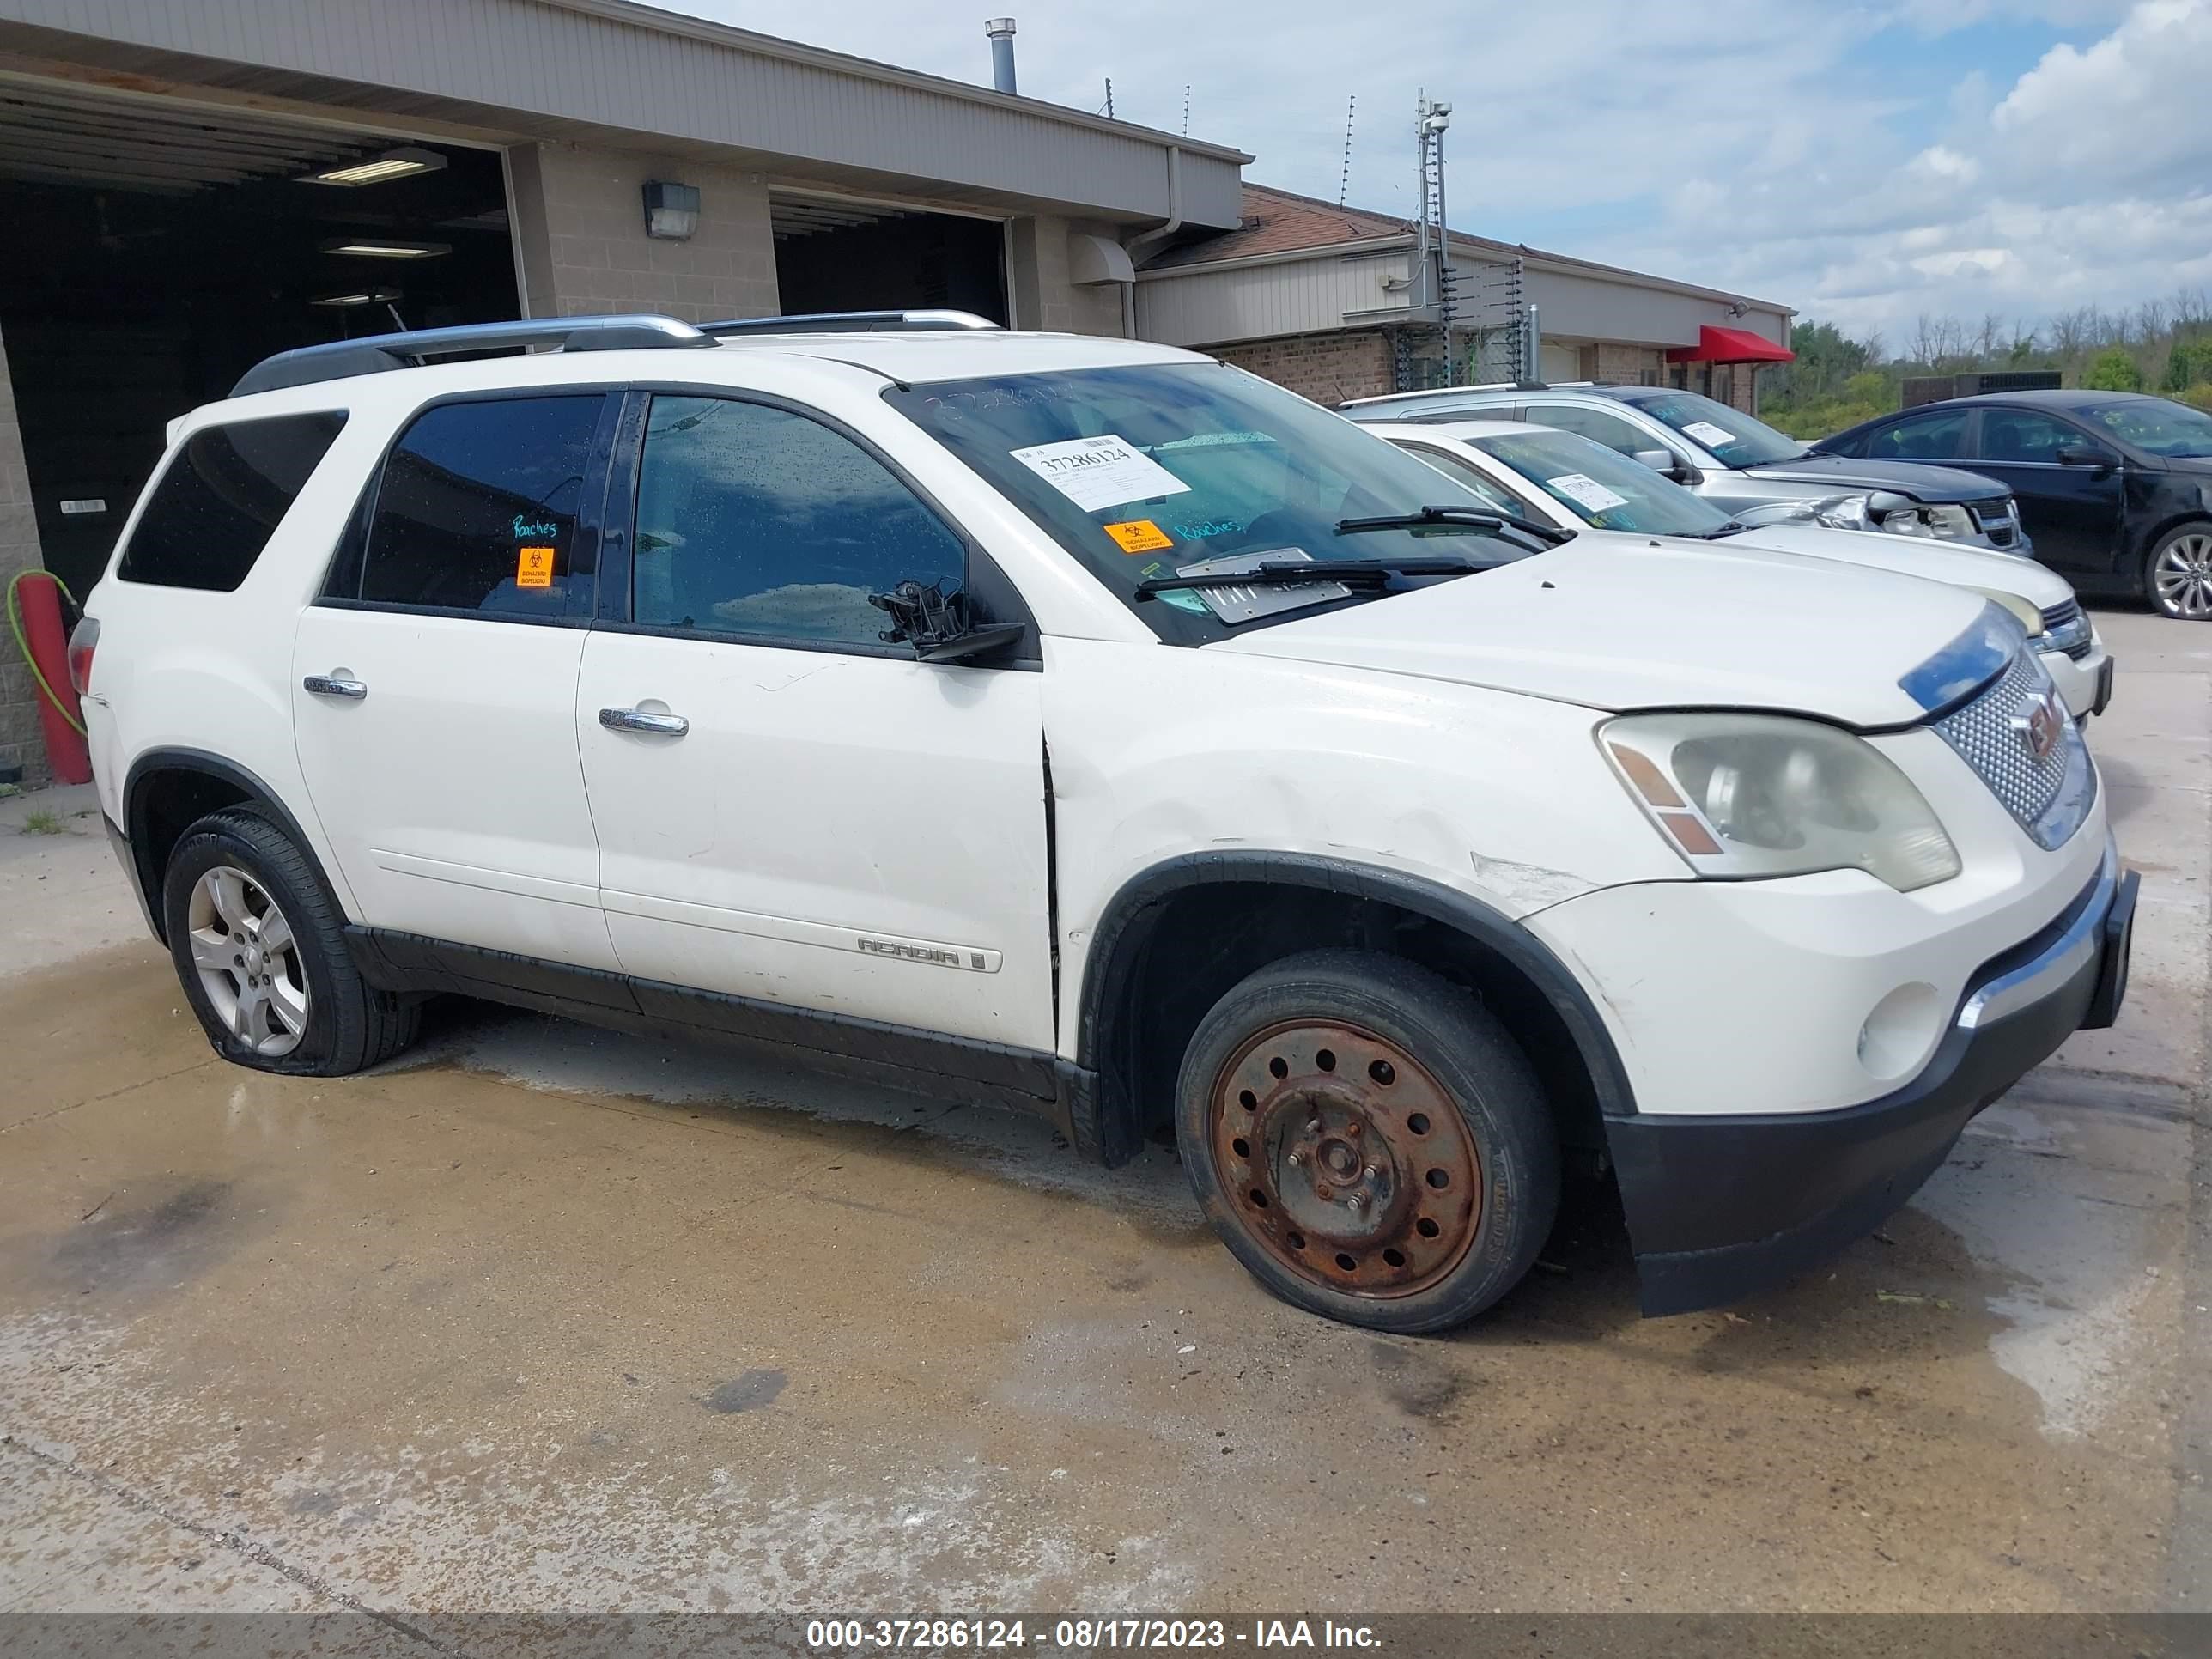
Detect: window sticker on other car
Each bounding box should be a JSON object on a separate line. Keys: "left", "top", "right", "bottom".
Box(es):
{"left": 1682, "top": 420, "right": 1737, "bottom": 448}
{"left": 1545, "top": 473, "right": 1629, "bottom": 514}
{"left": 1008, "top": 434, "right": 1192, "bottom": 513}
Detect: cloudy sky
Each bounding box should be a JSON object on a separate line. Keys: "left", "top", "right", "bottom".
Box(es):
{"left": 668, "top": 0, "right": 2211, "bottom": 345}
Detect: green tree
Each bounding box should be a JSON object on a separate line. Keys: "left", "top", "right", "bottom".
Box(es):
{"left": 2083, "top": 348, "right": 2144, "bottom": 392}
{"left": 2165, "top": 337, "right": 2212, "bottom": 392}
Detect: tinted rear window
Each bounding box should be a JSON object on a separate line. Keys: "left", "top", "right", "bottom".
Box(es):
{"left": 118, "top": 413, "right": 348, "bottom": 591}
{"left": 338, "top": 395, "right": 606, "bottom": 618}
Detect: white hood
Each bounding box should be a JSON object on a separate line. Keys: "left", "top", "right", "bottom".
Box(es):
{"left": 1208, "top": 531, "right": 1989, "bottom": 727}
{"left": 1713, "top": 521, "right": 2075, "bottom": 610}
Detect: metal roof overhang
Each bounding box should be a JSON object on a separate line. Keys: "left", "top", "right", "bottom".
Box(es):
{"left": 0, "top": 0, "right": 1248, "bottom": 227}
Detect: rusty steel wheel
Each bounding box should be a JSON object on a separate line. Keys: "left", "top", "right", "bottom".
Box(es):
{"left": 1212, "top": 1020, "right": 1480, "bottom": 1298}
{"left": 1176, "top": 949, "right": 1558, "bottom": 1334}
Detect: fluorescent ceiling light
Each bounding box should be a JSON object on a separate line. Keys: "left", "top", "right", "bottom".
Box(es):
{"left": 301, "top": 147, "right": 447, "bottom": 186}
{"left": 319, "top": 239, "right": 450, "bottom": 259}
{"left": 310, "top": 289, "right": 401, "bottom": 307}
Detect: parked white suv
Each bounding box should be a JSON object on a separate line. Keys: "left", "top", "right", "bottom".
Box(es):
{"left": 72, "top": 313, "right": 2136, "bottom": 1333}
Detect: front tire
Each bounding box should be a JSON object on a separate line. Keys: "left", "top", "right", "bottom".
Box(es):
{"left": 162, "top": 810, "right": 418, "bottom": 1076}
{"left": 2146, "top": 522, "right": 2212, "bottom": 620}
{"left": 1175, "top": 950, "right": 1559, "bottom": 1334}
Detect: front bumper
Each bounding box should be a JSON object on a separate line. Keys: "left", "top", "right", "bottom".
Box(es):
{"left": 2042, "top": 634, "right": 2115, "bottom": 720}
{"left": 1605, "top": 841, "right": 2136, "bottom": 1315}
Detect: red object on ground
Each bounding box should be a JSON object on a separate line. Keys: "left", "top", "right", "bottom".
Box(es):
{"left": 17, "top": 572, "right": 91, "bottom": 784}
{"left": 1665, "top": 324, "right": 1796, "bottom": 365}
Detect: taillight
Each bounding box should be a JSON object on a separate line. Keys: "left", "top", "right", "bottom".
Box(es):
{"left": 67, "top": 615, "right": 98, "bottom": 699}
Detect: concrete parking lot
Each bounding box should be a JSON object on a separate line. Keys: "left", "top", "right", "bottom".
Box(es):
{"left": 0, "top": 607, "right": 2204, "bottom": 1617}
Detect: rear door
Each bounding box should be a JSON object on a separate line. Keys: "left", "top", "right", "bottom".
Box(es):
{"left": 292, "top": 391, "right": 624, "bottom": 970}
{"left": 574, "top": 390, "right": 1053, "bottom": 1050}
{"left": 1966, "top": 405, "right": 2126, "bottom": 580}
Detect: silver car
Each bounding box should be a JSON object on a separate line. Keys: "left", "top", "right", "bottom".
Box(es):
{"left": 1339, "top": 382, "right": 2031, "bottom": 556}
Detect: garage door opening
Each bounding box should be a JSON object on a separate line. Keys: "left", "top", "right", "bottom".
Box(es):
{"left": 770, "top": 195, "right": 1006, "bottom": 325}
{"left": 0, "top": 86, "right": 520, "bottom": 595}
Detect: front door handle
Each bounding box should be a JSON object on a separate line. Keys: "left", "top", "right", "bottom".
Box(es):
{"left": 599, "top": 706, "right": 689, "bottom": 737}
{"left": 303, "top": 674, "right": 368, "bottom": 701}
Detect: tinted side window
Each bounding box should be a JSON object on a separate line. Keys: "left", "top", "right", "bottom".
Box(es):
{"left": 344, "top": 395, "right": 605, "bottom": 616}
{"left": 1521, "top": 404, "right": 1650, "bottom": 457}
{"left": 1978, "top": 409, "right": 2082, "bottom": 464}
{"left": 119, "top": 413, "right": 348, "bottom": 591}
{"left": 631, "top": 395, "right": 964, "bottom": 647}
{"left": 1869, "top": 410, "right": 1968, "bottom": 460}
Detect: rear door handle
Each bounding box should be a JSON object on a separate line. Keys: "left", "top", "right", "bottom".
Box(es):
{"left": 302, "top": 674, "right": 368, "bottom": 701}
{"left": 599, "top": 706, "right": 689, "bottom": 737}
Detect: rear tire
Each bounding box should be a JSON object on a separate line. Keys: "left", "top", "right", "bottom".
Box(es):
{"left": 162, "top": 810, "right": 418, "bottom": 1076}
{"left": 1175, "top": 950, "right": 1559, "bottom": 1334}
{"left": 2145, "top": 522, "right": 2212, "bottom": 621}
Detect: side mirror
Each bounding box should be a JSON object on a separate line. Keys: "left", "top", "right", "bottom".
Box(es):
{"left": 1631, "top": 448, "right": 1674, "bottom": 473}
{"left": 870, "top": 580, "right": 1024, "bottom": 664}
{"left": 2055, "top": 445, "right": 2117, "bottom": 471}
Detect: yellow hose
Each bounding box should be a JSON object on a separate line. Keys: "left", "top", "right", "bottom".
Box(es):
{"left": 6, "top": 568, "right": 86, "bottom": 738}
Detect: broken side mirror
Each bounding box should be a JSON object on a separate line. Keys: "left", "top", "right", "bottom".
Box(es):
{"left": 869, "top": 580, "right": 1026, "bottom": 664}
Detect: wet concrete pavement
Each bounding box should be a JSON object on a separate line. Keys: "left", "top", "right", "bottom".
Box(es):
{"left": 0, "top": 608, "right": 2204, "bottom": 1617}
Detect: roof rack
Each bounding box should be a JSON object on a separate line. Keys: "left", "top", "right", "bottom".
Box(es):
{"left": 702, "top": 308, "right": 1001, "bottom": 336}
{"left": 231, "top": 308, "right": 1006, "bottom": 397}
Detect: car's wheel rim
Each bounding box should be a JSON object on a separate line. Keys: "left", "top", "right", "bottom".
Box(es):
{"left": 2154, "top": 535, "right": 2212, "bottom": 619}
{"left": 1209, "top": 1018, "right": 1480, "bottom": 1299}
{"left": 186, "top": 865, "right": 309, "bottom": 1058}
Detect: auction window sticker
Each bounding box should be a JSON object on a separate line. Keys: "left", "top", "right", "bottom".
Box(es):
{"left": 1009, "top": 434, "right": 1192, "bottom": 514}
{"left": 1544, "top": 473, "right": 1630, "bottom": 514}
{"left": 1681, "top": 419, "right": 1738, "bottom": 448}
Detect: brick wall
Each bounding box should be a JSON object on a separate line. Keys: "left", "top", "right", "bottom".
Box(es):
{"left": 1009, "top": 216, "right": 1127, "bottom": 336}
{"left": 1213, "top": 331, "right": 1394, "bottom": 405}
{"left": 0, "top": 316, "right": 46, "bottom": 783}
{"left": 508, "top": 143, "right": 781, "bottom": 322}
{"left": 1578, "top": 342, "right": 1667, "bottom": 385}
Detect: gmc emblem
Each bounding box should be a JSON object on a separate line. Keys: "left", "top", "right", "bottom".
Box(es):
{"left": 2011, "top": 687, "right": 2067, "bottom": 763}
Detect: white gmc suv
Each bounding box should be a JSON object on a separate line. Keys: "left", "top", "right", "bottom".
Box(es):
{"left": 72, "top": 313, "right": 2136, "bottom": 1334}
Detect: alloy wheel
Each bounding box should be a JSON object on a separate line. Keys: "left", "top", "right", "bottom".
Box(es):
{"left": 185, "top": 865, "right": 310, "bottom": 1057}
{"left": 1209, "top": 1018, "right": 1480, "bottom": 1297}
{"left": 2154, "top": 534, "right": 2212, "bottom": 620}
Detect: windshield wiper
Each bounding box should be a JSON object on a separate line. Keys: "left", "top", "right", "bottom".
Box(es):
{"left": 1334, "top": 506, "right": 1576, "bottom": 550}
{"left": 1133, "top": 556, "right": 1492, "bottom": 602}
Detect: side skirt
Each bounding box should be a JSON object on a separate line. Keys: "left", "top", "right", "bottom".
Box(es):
{"left": 344, "top": 927, "right": 1093, "bottom": 1142}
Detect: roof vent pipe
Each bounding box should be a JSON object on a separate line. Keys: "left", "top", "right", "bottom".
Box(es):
{"left": 986, "top": 18, "right": 1017, "bottom": 94}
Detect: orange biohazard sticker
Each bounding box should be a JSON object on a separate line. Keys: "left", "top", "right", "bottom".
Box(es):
{"left": 1103, "top": 518, "right": 1174, "bottom": 554}
{"left": 516, "top": 545, "right": 556, "bottom": 588}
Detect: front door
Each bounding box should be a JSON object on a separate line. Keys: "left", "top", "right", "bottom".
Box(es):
{"left": 574, "top": 392, "right": 1053, "bottom": 1051}
{"left": 292, "top": 391, "right": 623, "bottom": 970}
{"left": 1969, "top": 406, "right": 2127, "bottom": 581}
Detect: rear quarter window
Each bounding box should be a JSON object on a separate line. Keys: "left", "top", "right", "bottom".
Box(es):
{"left": 118, "top": 412, "right": 349, "bottom": 591}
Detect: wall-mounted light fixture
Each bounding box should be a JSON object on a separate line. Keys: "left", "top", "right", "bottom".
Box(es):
{"left": 311, "top": 288, "right": 403, "bottom": 307}
{"left": 642, "top": 180, "right": 701, "bottom": 241}
{"left": 319, "top": 238, "right": 450, "bottom": 259}
{"left": 300, "top": 147, "right": 447, "bottom": 187}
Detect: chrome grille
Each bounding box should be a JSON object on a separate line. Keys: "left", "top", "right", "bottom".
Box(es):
{"left": 2039, "top": 598, "right": 2094, "bottom": 660}
{"left": 1972, "top": 497, "right": 2020, "bottom": 547}
{"left": 1932, "top": 650, "right": 2096, "bottom": 850}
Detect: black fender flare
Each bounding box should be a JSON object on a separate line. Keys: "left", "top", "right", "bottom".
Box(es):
{"left": 1072, "top": 850, "right": 1638, "bottom": 1164}
{"left": 120, "top": 748, "right": 347, "bottom": 943}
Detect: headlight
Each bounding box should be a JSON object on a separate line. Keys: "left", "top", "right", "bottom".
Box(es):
{"left": 1881, "top": 502, "right": 1975, "bottom": 541}
{"left": 1601, "top": 713, "right": 1961, "bottom": 891}
{"left": 1971, "top": 587, "right": 2045, "bottom": 637}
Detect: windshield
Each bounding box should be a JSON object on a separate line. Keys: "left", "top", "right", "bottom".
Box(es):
{"left": 886, "top": 362, "right": 1516, "bottom": 641}
{"left": 1467, "top": 428, "right": 1735, "bottom": 537}
{"left": 2084, "top": 399, "right": 2212, "bottom": 459}
{"left": 1626, "top": 391, "right": 1808, "bottom": 467}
